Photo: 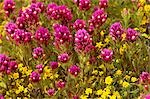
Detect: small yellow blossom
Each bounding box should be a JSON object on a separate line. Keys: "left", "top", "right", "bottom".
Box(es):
{"left": 13, "top": 73, "right": 19, "bottom": 79}
{"left": 122, "top": 81, "right": 130, "bottom": 88}
{"left": 124, "top": 75, "right": 130, "bottom": 80}
{"left": 80, "top": 95, "right": 88, "bottom": 99}
{"left": 92, "top": 70, "right": 98, "bottom": 75}
{"left": 96, "top": 42, "right": 103, "bottom": 49}
{"left": 24, "top": 88, "right": 28, "bottom": 93}
{"left": 100, "top": 30, "right": 105, "bottom": 36}
{"left": 96, "top": 89, "right": 103, "bottom": 95}
{"left": 139, "top": 0, "right": 146, "bottom": 5}
{"left": 144, "top": 5, "right": 150, "bottom": 12}
{"left": 105, "top": 76, "right": 113, "bottom": 85}
{"left": 99, "top": 71, "right": 104, "bottom": 76}
{"left": 115, "top": 70, "right": 122, "bottom": 75}
{"left": 119, "top": 80, "right": 123, "bottom": 84}
{"left": 110, "top": 95, "right": 117, "bottom": 99}
{"left": 131, "top": 77, "right": 137, "bottom": 82}
{"left": 104, "top": 37, "right": 110, "bottom": 43}
{"left": 85, "top": 88, "right": 92, "bottom": 95}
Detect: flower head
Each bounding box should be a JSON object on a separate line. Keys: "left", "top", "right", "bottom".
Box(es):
{"left": 76, "top": 0, "right": 91, "bottom": 10}
{"left": 109, "top": 22, "right": 124, "bottom": 40}
{"left": 47, "top": 88, "right": 55, "bottom": 96}
{"left": 4, "top": 0, "right": 15, "bottom": 16}
{"left": 13, "top": 29, "right": 32, "bottom": 44}
{"left": 126, "top": 28, "right": 138, "bottom": 41}
{"left": 58, "top": 53, "right": 69, "bottom": 63}
{"left": 139, "top": 72, "right": 150, "bottom": 84}
{"left": 99, "top": 0, "right": 108, "bottom": 9}
{"left": 101, "top": 48, "right": 113, "bottom": 62}
{"left": 89, "top": 9, "right": 107, "bottom": 28}
{"left": 30, "top": 71, "right": 41, "bottom": 82}
{"left": 49, "top": 61, "right": 58, "bottom": 69}
{"left": 36, "top": 64, "right": 44, "bottom": 73}
{"left": 35, "top": 27, "right": 50, "bottom": 44}
{"left": 75, "top": 29, "right": 94, "bottom": 53}
{"left": 105, "top": 76, "right": 113, "bottom": 85}
{"left": 145, "top": 94, "right": 150, "bottom": 99}
{"left": 5, "top": 22, "right": 17, "bottom": 37}
{"left": 53, "top": 24, "right": 72, "bottom": 45}
{"left": 68, "top": 65, "right": 80, "bottom": 76}
{"left": 85, "top": 88, "right": 92, "bottom": 95}
{"left": 32, "top": 47, "right": 44, "bottom": 59}
{"left": 73, "top": 19, "right": 86, "bottom": 30}
{"left": 56, "top": 81, "right": 65, "bottom": 89}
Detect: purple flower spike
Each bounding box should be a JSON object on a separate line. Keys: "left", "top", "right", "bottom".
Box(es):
{"left": 100, "top": 48, "right": 113, "bottom": 62}
{"left": 56, "top": 81, "right": 65, "bottom": 89}
{"left": 88, "top": 9, "right": 107, "bottom": 28}
{"left": 109, "top": 22, "right": 124, "bottom": 40}
{"left": 75, "top": 29, "right": 94, "bottom": 53}
{"left": 32, "top": 47, "right": 44, "bottom": 59}
{"left": 53, "top": 24, "right": 72, "bottom": 45}
{"left": 47, "top": 88, "right": 55, "bottom": 96}
{"left": 73, "top": 19, "right": 86, "bottom": 30}
{"left": 30, "top": 71, "right": 41, "bottom": 82}
{"left": 99, "top": 0, "right": 108, "bottom": 9}
{"left": 68, "top": 65, "right": 80, "bottom": 77}
{"left": 4, "top": 0, "right": 15, "bottom": 16}
{"left": 126, "top": 28, "right": 138, "bottom": 41}
{"left": 35, "top": 27, "right": 50, "bottom": 44}
{"left": 58, "top": 53, "right": 69, "bottom": 63}
{"left": 36, "top": 64, "right": 44, "bottom": 73}
{"left": 5, "top": 22, "right": 17, "bottom": 37}
{"left": 50, "top": 61, "right": 58, "bottom": 69}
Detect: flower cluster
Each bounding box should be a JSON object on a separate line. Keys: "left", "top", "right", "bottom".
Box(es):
{"left": 0, "top": 54, "right": 18, "bottom": 74}
{"left": 5, "top": 22, "right": 17, "bottom": 37}
{"left": 88, "top": 9, "right": 107, "bottom": 29}
{"left": 73, "top": 0, "right": 91, "bottom": 10}
{"left": 30, "top": 71, "right": 41, "bottom": 82}
{"left": 75, "top": 29, "right": 94, "bottom": 53}
{"left": 99, "top": 0, "right": 108, "bottom": 9}
{"left": 68, "top": 65, "right": 80, "bottom": 77}
{"left": 139, "top": 72, "right": 150, "bottom": 84}
{"left": 58, "top": 53, "right": 69, "bottom": 63}
{"left": 47, "top": 3, "right": 72, "bottom": 21}
{"left": 35, "top": 27, "right": 50, "bottom": 44}
{"left": 32, "top": 47, "right": 44, "bottom": 59}
{"left": 53, "top": 24, "right": 72, "bottom": 45}
{"left": 100, "top": 48, "right": 113, "bottom": 62}
{"left": 3, "top": 0, "right": 15, "bottom": 16}
{"left": 73, "top": 19, "right": 86, "bottom": 30}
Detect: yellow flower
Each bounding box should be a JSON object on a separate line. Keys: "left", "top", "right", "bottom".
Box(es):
{"left": 141, "top": 16, "right": 147, "bottom": 25}
{"left": 0, "top": 39, "right": 2, "bottom": 44}
{"left": 24, "top": 88, "right": 28, "bottom": 93}
{"left": 115, "top": 70, "right": 122, "bottom": 75}
{"left": 13, "top": 73, "right": 19, "bottom": 79}
{"left": 122, "top": 81, "right": 130, "bottom": 88}
{"left": 144, "top": 5, "right": 150, "bottom": 12}
{"left": 110, "top": 95, "right": 117, "bottom": 99}
{"left": 28, "top": 83, "right": 33, "bottom": 89}
{"left": 85, "top": 88, "right": 92, "bottom": 95}
{"left": 105, "top": 76, "right": 113, "bottom": 85}
{"left": 80, "top": 95, "right": 88, "bottom": 99}
{"left": 96, "top": 42, "right": 103, "bottom": 48}
{"left": 92, "top": 70, "right": 98, "bottom": 75}
{"left": 18, "top": 85, "right": 24, "bottom": 92}
{"left": 104, "top": 37, "right": 110, "bottom": 43}
{"left": 131, "top": 77, "right": 137, "bottom": 82}
{"left": 99, "top": 71, "right": 104, "bottom": 76}
{"left": 96, "top": 89, "right": 103, "bottom": 95}
{"left": 113, "top": 91, "right": 121, "bottom": 99}
{"left": 139, "top": 0, "right": 146, "bottom": 5}
{"left": 124, "top": 75, "right": 130, "bottom": 80}
{"left": 100, "top": 30, "right": 105, "bottom": 36}
{"left": 119, "top": 80, "right": 123, "bottom": 84}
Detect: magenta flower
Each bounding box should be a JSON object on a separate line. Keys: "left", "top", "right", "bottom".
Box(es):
{"left": 5, "top": 22, "right": 17, "bottom": 37}
{"left": 30, "top": 71, "right": 41, "bottom": 82}
{"left": 100, "top": 48, "right": 113, "bottom": 62}
{"left": 109, "top": 22, "right": 124, "bottom": 40}
{"left": 47, "top": 88, "right": 55, "bottom": 96}
{"left": 73, "top": 0, "right": 91, "bottom": 10}
{"left": 145, "top": 94, "right": 150, "bottom": 99}
{"left": 53, "top": 24, "right": 72, "bottom": 45}
{"left": 47, "top": 4, "right": 72, "bottom": 21}
{"left": 89, "top": 9, "right": 107, "bottom": 28}
{"left": 8, "top": 61, "right": 18, "bottom": 71}
{"left": 36, "top": 64, "right": 44, "bottom": 73}
{"left": 0, "top": 54, "right": 10, "bottom": 73}
{"left": 68, "top": 65, "right": 80, "bottom": 77}
{"left": 32, "top": 47, "right": 44, "bottom": 59}
{"left": 75, "top": 29, "right": 94, "bottom": 53}
{"left": 56, "top": 81, "right": 65, "bottom": 89}
{"left": 99, "top": 0, "right": 108, "bottom": 9}
{"left": 49, "top": 61, "right": 58, "bottom": 69}
{"left": 58, "top": 53, "right": 69, "bottom": 63}
{"left": 35, "top": 27, "right": 50, "bottom": 44}
{"left": 73, "top": 19, "right": 86, "bottom": 30}
{"left": 4, "top": 0, "right": 15, "bottom": 16}
{"left": 0, "top": 94, "right": 4, "bottom": 99}
{"left": 126, "top": 28, "right": 138, "bottom": 41}
{"left": 13, "top": 29, "right": 32, "bottom": 44}
{"left": 139, "top": 72, "right": 150, "bottom": 84}
{"left": 73, "top": 95, "right": 79, "bottom": 99}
